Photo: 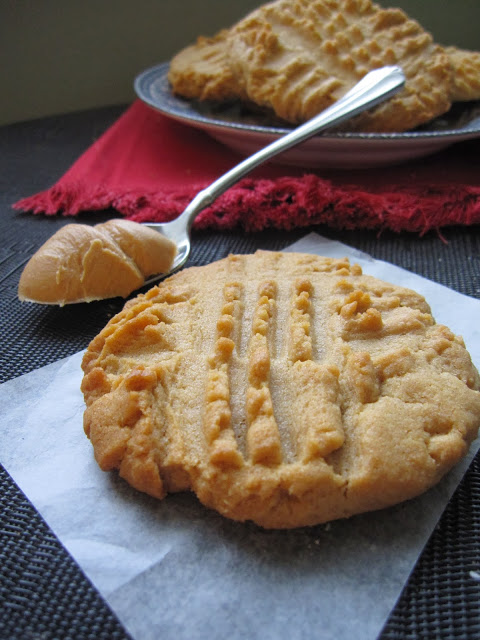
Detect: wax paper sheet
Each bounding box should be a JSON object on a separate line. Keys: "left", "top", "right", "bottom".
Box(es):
{"left": 2, "top": 233, "right": 480, "bottom": 640}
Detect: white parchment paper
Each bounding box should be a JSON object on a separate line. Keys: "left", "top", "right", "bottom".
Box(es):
{"left": 2, "top": 233, "right": 480, "bottom": 640}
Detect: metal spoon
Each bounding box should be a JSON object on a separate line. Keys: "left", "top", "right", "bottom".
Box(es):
{"left": 145, "top": 65, "right": 405, "bottom": 284}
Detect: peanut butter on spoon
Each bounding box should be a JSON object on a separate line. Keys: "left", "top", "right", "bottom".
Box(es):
{"left": 19, "top": 66, "right": 407, "bottom": 306}
{"left": 18, "top": 219, "right": 177, "bottom": 305}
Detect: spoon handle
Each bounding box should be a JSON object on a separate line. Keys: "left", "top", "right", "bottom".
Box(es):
{"left": 178, "top": 65, "right": 405, "bottom": 231}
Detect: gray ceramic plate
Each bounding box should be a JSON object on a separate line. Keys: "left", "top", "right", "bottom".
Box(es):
{"left": 135, "top": 62, "right": 480, "bottom": 169}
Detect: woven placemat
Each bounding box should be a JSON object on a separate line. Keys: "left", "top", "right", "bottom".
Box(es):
{"left": 1, "top": 106, "right": 480, "bottom": 639}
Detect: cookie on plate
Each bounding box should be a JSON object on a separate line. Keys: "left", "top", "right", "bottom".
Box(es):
{"left": 169, "top": 0, "right": 455, "bottom": 132}
{"left": 166, "top": 30, "right": 244, "bottom": 103}
{"left": 81, "top": 251, "right": 480, "bottom": 528}
{"left": 444, "top": 46, "right": 480, "bottom": 102}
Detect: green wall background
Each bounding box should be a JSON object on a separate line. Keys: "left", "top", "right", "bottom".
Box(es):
{"left": 1, "top": 0, "right": 479, "bottom": 125}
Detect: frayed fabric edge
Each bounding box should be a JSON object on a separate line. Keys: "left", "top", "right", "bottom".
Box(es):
{"left": 13, "top": 176, "right": 480, "bottom": 235}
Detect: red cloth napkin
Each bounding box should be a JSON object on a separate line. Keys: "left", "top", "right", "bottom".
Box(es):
{"left": 14, "top": 99, "right": 480, "bottom": 234}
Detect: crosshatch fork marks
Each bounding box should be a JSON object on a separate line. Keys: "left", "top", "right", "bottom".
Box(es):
{"left": 245, "top": 280, "right": 284, "bottom": 465}
{"left": 288, "top": 278, "right": 345, "bottom": 463}
{"left": 205, "top": 271, "right": 346, "bottom": 468}
{"left": 288, "top": 278, "right": 314, "bottom": 363}
{"left": 204, "top": 282, "right": 244, "bottom": 470}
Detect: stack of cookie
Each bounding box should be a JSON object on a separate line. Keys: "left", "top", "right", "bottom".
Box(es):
{"left": 168, "top": 0, "right": 480, "bottom": 132}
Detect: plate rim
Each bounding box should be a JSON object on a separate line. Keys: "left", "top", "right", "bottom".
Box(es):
{"left": 134, "top": 61, "right": 480, "bottom": 144}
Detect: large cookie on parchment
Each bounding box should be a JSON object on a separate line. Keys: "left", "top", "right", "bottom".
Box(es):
{"left": 81, "top": 251, "right": 480, "bottom": 528}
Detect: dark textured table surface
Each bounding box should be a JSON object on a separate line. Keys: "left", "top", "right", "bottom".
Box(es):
{"left": 1, "top": 105, "right": 480, "bottom": 640}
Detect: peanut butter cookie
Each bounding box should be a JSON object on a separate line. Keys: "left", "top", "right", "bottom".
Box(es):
{"left": 169, "top": 0, "right": 455, "bottom": 132}
{"left": 81, "top": 252, "right": 480, "bottom": 528}
{"left": 444, "top": 46, "right": 480, "bottom": 102}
